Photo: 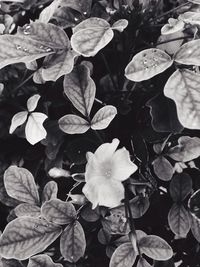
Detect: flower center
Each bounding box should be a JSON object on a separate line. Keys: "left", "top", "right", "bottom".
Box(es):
{"left": 105, "top": 169, "right": 112, "bottom": 178}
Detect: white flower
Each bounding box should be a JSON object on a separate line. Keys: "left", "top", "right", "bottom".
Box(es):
{"left": 82, "top": 138, "right": 138, "bottom": 209}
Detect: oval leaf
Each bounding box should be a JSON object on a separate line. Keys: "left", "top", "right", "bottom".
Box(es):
{"left": 188, "top": 189, "right": 200, "bottom": 219}
{"left": 41, "top": 199, "right": 76, "bottom": 225}
{"left": 28, "top": 254, "right": 63, "bottom": 267}
{"left": 174, "top": 39, "right": 200, "bottom": 65}
{"left": 71, "top": 17, "right": 114, "bottom": 57}
{"left": 112, "top": 19, "right": 128, "bottom": 32}
{"left": 168, "top": 203, "right": 191, "bottom": 238}
{"left": 25, "top": 112, "right": 48, "bottom": 145}
{"left": 14, "top": 203, "right": 41, "bottom": 217}
{"left": 191, "top": 216, "right": 200, "bottom": 243}
{"left": 63, "top": 64, "right": 96, "bottom": 117}
{"left": 109, "top": 242, "right": 137, "bottom": 267}
{"left": 169, "top": 173, "right": 192, "bottom": 202}
{"left": 125, "top": 49, "right": 173, "bottom": 82}
{"left": 59, "top": 114, "right": 90, "bottom": 134}
{"left": 91, "top": 105, "right": 117, "bottom": 130}
{"left": 4, "top": 166, "right": 40, "bottom": 205}
{"left": 1, "top": 258, "right": 24, "bottom": 267}
{"left": 0, "top": 217, "right": 62, "bottom": 260}
{"left": 137, "top": 257, "right": 152, "bottom": 267}
{"left": 27, "top": 94, "right": 41, "bottom": 112}
{"left": 42, "top": 181, "right": 58, "bottom": 203}
{"left": 164, "top": 69, "right": 200, "bottom": 129}
{"left": 130, "top": 196, "right": 150, "bottom": 219}
{"left": 9, "top": 111, "right": 28, "bottom": 134}
{"left": 139, "top": 235, "right": 173, "bottom": 261}
{"left": 60, "top": 220, "right": 86, "bottom": 262}
{"left": 39, "top": 0, "right": 62, "bottom": 23}
{"left": 153, "top": 156, "right": 174, "bottom": 181}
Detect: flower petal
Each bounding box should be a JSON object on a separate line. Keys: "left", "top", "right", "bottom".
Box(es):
{"left": 82, "top": 177, "right": 101, "bottom": 209}
{"left": 94, "top": 138, "right": 119, "bottom": 162}
{"left": 111, "top": 148, "right": 138, "bottom": 181}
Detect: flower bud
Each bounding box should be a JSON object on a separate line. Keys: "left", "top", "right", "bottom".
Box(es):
{"left": 48, "top": 167, "right": 70, "bottom": 178}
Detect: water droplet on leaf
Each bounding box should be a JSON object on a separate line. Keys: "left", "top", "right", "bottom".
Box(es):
{"left": 23, "top": 24, "right": 31, "bottom": 35}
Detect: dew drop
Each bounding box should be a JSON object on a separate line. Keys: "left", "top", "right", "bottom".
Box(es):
{"left": 45, "top": 47, "right": 53, "bottom": 52}
{"left": 74, "top": 17, "right": 79, "bottom": 22}
{"left": 23, "top": 47, "right": 28, "bottom": 52}
{"left": 16, "top": 44, "right": 22, "bottom": 50}
{"left": 23, "top": 24, "right": 31, "bottom": 35}
{"left": 40, "top": 45, "right": 44, "bottom": 49}
{"left": 83, "top": 11, "right": 87, "bottom": 15}
{"left": 143, "top": 59, "right": 148, "bottom": 65}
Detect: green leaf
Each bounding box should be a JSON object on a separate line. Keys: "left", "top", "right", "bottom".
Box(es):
{"left": 139, "top": 235, "right": 173, "bottom": 260}
{"left": 27, "top": 94, "right": 41, "bottom": 112}
{"left": 1, "top": 258, "right": 24, "bottom": 267}
{"left": 0, "top": 217, "right": 62, "bottom": 260}
{"left": 59, "top": 114, "right": 90, "bottom": 134}
{"left": 39, "top": 0, "right": 62, "bottom": 23}
{"left": 153, "top": 156, "right": 174, "bottom": 181}
{"left": 188, "top": 189, "right": 200, "bottom": 219}
{"left": 169, "top": 173, "right": 192, "bottom": 202}
{"left": 25, "top": 112, "right": 48, "bottom": 145}
{"left": 168, "top": 203, "right": 191, "bottom": 238}
{"left": 41, "top": 49, "right": 78, "bottom": 81}
{"left": 137, "top": 257, "right": 152, "bottom": 267}
{"left": 9, "top": 111, "right": 28, "bottom": 134}
{"left": 91, "top": 105, "right": 117, "bottom": 130}
{"left": 63, "top": 64, "right": 96, "bottom": 117}
{"left": 0, "top": 22, "right": 69, "bottom": 69}
{"left": 112, "top": 19, "right": 128, "bottom": 32}
{"left": 125, "top": 49, "right": 173, "bottom": 82}
{"left": 14, "top": 203, "right": 41, "bottom": 217}
{"left": 60, "top": 221, "right": 86, "bottom": 262}
{"left": 60, "top": 0, "right": 92, "bottom": 14}
{"left": 28, "top": 254, "right": 63, "bottom": 267}
{"left": 191, "top": 216, "right": 200, "bottom": 243}
{"left": 98, "top": 228, "right": 111, "bottom": 245}
{"left": 4, "top": 166, "right": 40, "bottom": 205}
{"left": 179, "top": 12, "right": 200, "bottom": 26}
{"left": 109, "top": 242, "right": 137, "bottom": 267}
{"left": 71, "top": 17, "right": 114, "bottom": 57}
{"left": 81, "top": 204, "right": 100, "bottom": 221}
{"left": 174, "top": 39, "right": 200, "bottom": 65}
{"left": 167, "top": 136, "right": 200, "bottom": 162}
{"left": 41, "top": 199, "right": 76, "bottom": 225}
{"left": 164, "top": 69, "right": 200, "bottom": 129}
{"left": 130, "top": 196, "right": 150, "bottom": 219}
{"left": 42, "top": 181, "right": 58, "bottom": 203}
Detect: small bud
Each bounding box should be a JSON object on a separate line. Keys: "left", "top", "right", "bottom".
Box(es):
{"left": 68, "top": 193, "right": 87, "bottom": 205}
{"left": 48, "top": 167, "right": 70, "bottom": 178}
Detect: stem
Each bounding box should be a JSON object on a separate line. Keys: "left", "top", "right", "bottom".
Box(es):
{"left": 66, "top": 182, "right": 81, "bottom": 201}
{"left": 95, "top": 98, "right": 106, "bottom": 106}
{"left": 13, "top": 72, "right": 34, "bottom": 92}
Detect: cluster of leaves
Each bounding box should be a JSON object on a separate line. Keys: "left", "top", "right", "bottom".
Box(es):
{"left": 1, "top": 0, "right": 200, "bottom": 267}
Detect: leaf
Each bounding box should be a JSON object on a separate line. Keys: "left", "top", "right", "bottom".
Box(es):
{"left": 146, "top": 94, "right": 183, "bottom": 133}
{"left": 188, "top": 189, "right": 200, "bottom": 219}
{"left": 1, "top": 258, "right": 24, "bottom": 267}
{"left": 71, "top": 17, "right": 114, "bottom": 57}
{"left": 25, "top": 112, "right": 48, "bottom": 145}
{"left": 161, "top": 18, "right": 184, "bottom": 35}
{"left": 164, "top": 69, "right": 200, "bottom": 129}
{"left": 191, "top": 216, "right": 200, "bottom": 243}
{"left": 169, "top": 173, "right": 192, "bottom": 202}
{"left": 39, "top": 0, "right": 62, "bottom": 23}
{"left": 28, "top": 254, "right": 63, "bottom": 267}
{"left": 59, "top": 114, "right": 90, "bottom": 134}
{"left": 14, "top": 203, "right": 41, "bottom": 217}
{"left": 4, "top": 166, "right": 40, "bottom": 205}
{"left": 27, "top": 94, "right": 41, "bottom": 112}
{"left": 0, "top": 217, "right": 62, "bottom": 260}
{"left": 63, "top": 64, "right": 96, "bottom": 117}
{"left": 125, "top": 49, "right": 173, "bottom": 82}
{"left": 111, "top": 19, "right": 128, "bottom": 32}
{"left": 137, "top": 257, "right": 152, "bottom": 267}
{"left": 167, "top": 136, "right": 200, "bottom": 162}
{"left": 80, "top": 204, "right": 100, "bottom": 222}
{"left": 98, "top": 228, "right": 111, "bottom": 245}
{"left": 153, "top": 156, "right": 174, "bottom": 181}
{"left": 42, "top": 181, "right": 58, "bottom": 203}
{"left": 60, "top": 221, "right": 86, "bottom": 262}
{"left": 109, "top": 242, "right": 137, "bottom": 267}
{"left": 9, "top": 111, "right": 28, "bottom": 134}
{"left": 0, "top": 22, "right": 69, "bottom": 69}
{"left": 60, "top": 0, "right": 92, "bottom": 14}
{"left": 179, "top": 12, "right": 200, "bottom": 26}
{"left": 168, "top": 203, "right": 191, "bottom": 238}
{"left": 41, "top": 49, "right": 78, "bottom": 81}
{"left": 91, "top": 105, "right": 117, "bottom": 130}
{"left": 188, "top": 0, "right": 200, "bottom": 3}
{"left": 41, "top": 199, "right": 76, "bottom": 225}
{"left": 174, "top": 39, "right": 200, "bottom": 65}
{"left": 130, "top": 196, "right": 150, "bottom": 219}
{"left": 139, "top": 235, "right": 173, "bottom": 260}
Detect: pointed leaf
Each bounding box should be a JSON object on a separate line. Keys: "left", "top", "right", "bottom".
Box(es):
{"left": 167, "top": 136, "right": 200, "bottom": 162}
{"left": 59, "top": 114, "right": 90, "bottom": 134}
{"left": 188, "top": 189, "right": 200, "bottom": 219}
{"left": 153, "top": 156, "right": 174, "bottom": 181}
{"left": 191, "top": 216, "right": 200, "bottom": 243}
{"left": 139, "top": 235, "right": 173, "bottom": 260}
{"left": 174, "top": 39, "right": 200, "bottom": 65}
{"left": 14, "top": 203, "right": 41, "bottom": 217}
{"left": 9, "top": 111, "right": 28, "bottom": 134}
{"left": 0, "top": 22, "right": 69, "bottom": 69}
{"left": 109, "top": 242, "right": 137, "bottom": 267}
{"left": 39, "top": 0, "right": 62, "bottom": 23}
{"left": 169, "top": 173, "right": 192, "bottom": 202}
{"left": 41, "top": 199, "right": 76, "bottom": 225}
{"left": 168, "top": 203, "right": 191, "bottom": 238}
{"left": 164, "top": 69, "right": 200, "bottom": 129}
{"left": 0, "top": 217, "right": 62, "bottom": 260}
{"left": 4, "top": 166, "right": 40, "bottom": 205}
{"left": 71, "top": 17, "right": 114, "bottom": 57}
{"left": 42, "top": 181, "right": 58, "bottom": 203}
{"left": 28, "top": 254, "right": 63, "bottom": 267}
{"left": 91, "top": 105, "right": 117, "bottom": 130}
{"left": 63, "top": 64, "right": 96, "bottom": 116}
{"left": 42, "top": 50, "right": 77, "bottom": 81}
{"left": 27, "top": 94, "right": 41, "bottom": 112}
{"left": 60, "top": 221, "right": 86, "bottom": 262}
{"left": 137, "top": 258, "right": 152, "bottom": 267}
{"left": 125, "top": 49, "right": 173, "bottom": 82}
{"left": 25, "top": 112, "right": 48, "bottom": 145}
{"left": 112, "top": 19, "right": 128, "bottom": 32}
